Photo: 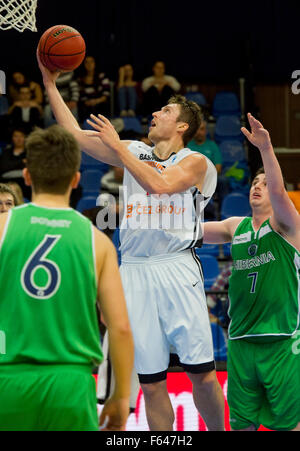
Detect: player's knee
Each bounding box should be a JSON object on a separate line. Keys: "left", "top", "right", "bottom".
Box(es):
{"left": 188, "top": 370, "right": 219, "bottom": 390}
{"left": 140, "top": 380, "right": 167, "bottom": 398}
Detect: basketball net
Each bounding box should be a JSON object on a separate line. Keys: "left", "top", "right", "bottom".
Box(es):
{"left": 0, "top": 0, "right": 37, "bottom": 32}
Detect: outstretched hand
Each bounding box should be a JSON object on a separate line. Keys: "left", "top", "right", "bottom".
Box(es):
{"left": 36, "top": 47, "right": 60, "bottom": 86}
{"left": 86, "top": 114, "right": 121, "bottom": 150}
{"left": 241, "top": 113, "right": 272, "bottom": 152}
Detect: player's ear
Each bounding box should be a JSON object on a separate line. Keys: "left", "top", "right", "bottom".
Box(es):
{"left": 71, "top": 171, "right": 81, "bottom": 189}
{"left": 23, "top": 168, "right": 32, "bottom": 186}
{"left": 177, "top": 122, "right": 189, "bottom": 133}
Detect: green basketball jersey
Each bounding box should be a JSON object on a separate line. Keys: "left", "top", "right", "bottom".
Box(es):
{"left": 228, "top": 217, "right": 300, "bottom": 342}
{"left": 0, "top": 203, "right": 103, "bottom": 367}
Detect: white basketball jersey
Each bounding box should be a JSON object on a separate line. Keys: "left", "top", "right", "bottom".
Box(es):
{"left": 119, "top": 141, "right": 217, "bottom": 257}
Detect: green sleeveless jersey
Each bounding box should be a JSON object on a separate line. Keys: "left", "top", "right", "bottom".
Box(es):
{"left": 0, "top": 203, "right": 103, "bottom": 367}
{"left": 228, "top": 217, "right": 300, "bottom": 342}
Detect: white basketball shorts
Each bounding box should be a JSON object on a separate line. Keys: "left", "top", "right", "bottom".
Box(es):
{"left": 120, "top": 249, "right": 215, "bottom": 383}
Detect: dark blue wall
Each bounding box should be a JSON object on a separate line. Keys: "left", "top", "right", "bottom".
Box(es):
{"left": 0, "top": 0, "right": 298, "bottom": 84}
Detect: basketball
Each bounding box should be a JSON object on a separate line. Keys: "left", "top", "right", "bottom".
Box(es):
{"left": 38, "top": 25, "right": 86, "bottom": 72}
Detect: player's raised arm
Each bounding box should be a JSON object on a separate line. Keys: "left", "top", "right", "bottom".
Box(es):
{"left": 36, "top": 49, "right": 125, "bottom": 167}
{"left": 88, "top": 114, "right": 209, "bottom": 195}
{"left": 241, "top": 113, "right": 300, "bottom": 238}
{"left": 94, "top": 230, "right": 134, "bottom": 431}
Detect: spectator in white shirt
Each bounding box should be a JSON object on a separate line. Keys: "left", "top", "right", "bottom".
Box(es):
{"left": 141, "top": 61, "right": 181, "bottom": 117}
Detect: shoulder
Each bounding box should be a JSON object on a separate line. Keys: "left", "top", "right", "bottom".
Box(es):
{"left": 165, "top": 75, "right": 177, "bottom": 81}
{"left": 226, "top": 216, "right": 247, "bottom": 234}
{"left": 178, "top": 149, "right": 210, "bottom": 169}
{"left": 142, "top": 75, "right": 153, "bottom": 82}
{"left": 125, "top": 140, "right": 153, "bottom": 157}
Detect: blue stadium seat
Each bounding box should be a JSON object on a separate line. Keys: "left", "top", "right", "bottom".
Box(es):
{"left": 210, "top": 322, "right": 227, "bottom": 361}
{"left": 76, "top": 195, "right": 98, "bottom": 213}
{"left": 220, "top": 192, "right": 251, "bottom": 219}
{"left": 196, "top": 243, "right": 220, "bottom": 257}
{"left": 219, "top": 140, "right": 247, "bottom": 165}
{"left": 212, "top": 91, "right": 241, "bottom": 118}
{"left": 80, "top": 151, "right": 109, "bottom": 173}
{"left": 185, "top": 92, "right": 207, "bottom": 106}
{"left": 81, "top": 120, "right": 109, "bottom": 172}
{"left": 223, "top": 242, "right": 232, "bottom": 257}
{"left": 195, "top": 253, "right": 220, "bottom": 289}
{"left": 122, "top": 117, "right": 142, "bottom": 133}
{"left": 80, "top": 168, "right": 104, "bottom": 196}
{"left": 214, "top": 115, "right": 244, "bottom": 143}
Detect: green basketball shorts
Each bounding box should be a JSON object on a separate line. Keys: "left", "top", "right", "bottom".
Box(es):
{"left": 227, "top": 337, "right": 300, "bottom": 431}
{"left": 0, "top": 364, "right": 98, "bottom": 431}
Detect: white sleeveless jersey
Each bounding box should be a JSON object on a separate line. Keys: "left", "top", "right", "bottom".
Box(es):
{"left": 119, "top": 141, "right": 217, "bottom": 257}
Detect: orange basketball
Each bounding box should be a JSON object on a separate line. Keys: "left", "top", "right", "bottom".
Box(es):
{"left": 38, "top": 25, "right": 86, "bottom": 72}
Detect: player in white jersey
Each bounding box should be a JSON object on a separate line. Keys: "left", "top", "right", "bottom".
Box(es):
{"left": 38, "top": 51, "right": 225, "bottom": 431}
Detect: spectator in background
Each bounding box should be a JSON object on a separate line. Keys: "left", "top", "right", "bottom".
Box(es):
{"left": 8, "top": 71, "right": 43, "bottom": 105}
{"left": 0, "top": 183, "right": 18, "bottom": 213}
{"left": 0, "top": 128, "right": 30, "bottom": 200}
{"left": 206, "top": 262, "right": 231, "bottom": 328}
{"left": 77, "top": 56, "right": 111, "bottom": 123}
{"left": 8, "top": 85, "right": 43, "bottom": 134}
{"left": 6, "top": 181, "right": 24, "bottom": 205}
{"left": 141, "top": 61, "right": 181, "bottom": 117}
{"left": 117, "top": 64, "right": 140, "bottom": 117}
{"left": 44, "top": 71, "right": 80, "bottom": 127}
{"left": 288, "top": 182, "right": 300, "bottom": 213}
{"left": 0, "top": 94, "right": 9, "bottom": 142}
{"left": 187, "top": 120, "right": 230, "bottom": 212}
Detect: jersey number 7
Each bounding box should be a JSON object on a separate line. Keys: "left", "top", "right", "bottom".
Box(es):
{"left": 248, "top": 272, "right": 258, "bottom": 294}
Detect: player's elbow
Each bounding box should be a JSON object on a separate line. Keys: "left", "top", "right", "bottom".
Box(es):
{"left": 148, "top": 181, "right": 177, "bottom": 196}
{"left": 109, "top": 320, "right": 132, "bottom": 338}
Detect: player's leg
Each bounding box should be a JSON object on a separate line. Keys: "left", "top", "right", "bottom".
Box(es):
{"left": 186, "top": 369, "right": 224, "bottom": 431}
{"left": 227, "top": 340, "right": 263, "bottom": 431}
{"left": 119, "top": 260, "right": 173, "bottom": 431}
{"left": 140, "top": 378, "right": 175, "bottom": 431}
{"left": 0, "top": 371, "right": 39, "bottom": 431}
{"left": 38, "top": 367, "right": 99, "bottom": 431}
{"left": 257, "top": 337, "right": 300, "bottom": 431}
{"left": 159, "top": 251, "right": 225, "bottom": 430}
{"left": 0, "top": 365, "right": 98, "bottom": 431}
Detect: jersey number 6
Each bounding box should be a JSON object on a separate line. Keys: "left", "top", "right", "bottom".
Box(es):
{"left": 21, "top": 235, "right": 61, "bottom": 300}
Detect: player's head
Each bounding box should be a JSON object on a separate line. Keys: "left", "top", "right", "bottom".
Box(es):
{"left": 250, "top": 168, "right": 271, "bottom": 211}
{"left": 149, "top": 95, "right": 203, "bottom": 146}
{"left": 0, "top": 184, "right": 18, "bottom": 213}
{"left": 24, "top": 125, "right": 81, "bottom": 197}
